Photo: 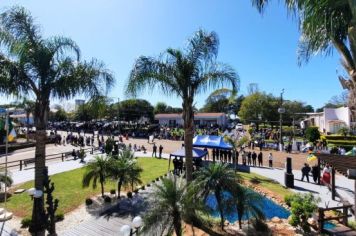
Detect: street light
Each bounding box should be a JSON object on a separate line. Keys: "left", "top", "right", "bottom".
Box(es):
{"left": 278, "top": 89, "right": 285, "bottom": 151}
{"left": 120, "top": 216, "right": 143, "bottom": 236}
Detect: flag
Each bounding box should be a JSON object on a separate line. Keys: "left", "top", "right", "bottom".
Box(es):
{"left": 307, "top": 154, "right": 317, "bottom": 162}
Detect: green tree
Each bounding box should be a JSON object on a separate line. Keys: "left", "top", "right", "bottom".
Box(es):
{"left": 15, "top": 98, "right": 35, "bottom": 142}
{"left": 0, "top": 7, "right": 114, "bottom": 233}
{"left": 108, "top": 150, "right": 142, "bottom": 197}
{"left": 234, "top": 185, "right": 265, "bottom": 229}
{"left": 118, "top": 99, "right": 154, "bottom": 122}
{"left": 49, "top": 105, "right": 68, "bottom": 122}
{"left": 305, "top": 126, "right": 320, "bottom": 144}
{"left": 82, "top": 155, "right": 110, "bottom": 198}
{"left": 143, "top": 176, "right": 206, "bottom": 236}
{"left": 251, "top": 0, "right": 356, "bottom": 121}
{"left": 287, "top": 193, "right": 319, "bottom": 233}
{"left": 193, "top": 163, "right": 239, "bottom": 230}
{"left": 126, "top": 29, "right": 239, "bottom": 182}
{"left": 200, "top": 88, "right": 235, "bottom": 113}
{"left": 154, "top": 102, "right": 168, "bottom": 114}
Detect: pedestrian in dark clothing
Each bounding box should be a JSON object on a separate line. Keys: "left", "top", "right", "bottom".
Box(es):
{"left": 247, "top": 151, "right": 252, "bottom": 165}
{"left": 235, "top": 150, "right": 239, "bottom": 165}
{"left": 242, "top": 152, "right": 247, "bottom": 165}
{"left": 252, "top": 151, "right": 257, "bottom": 166}
{"left": 224, "top": 150, "right": 228, "bottom": 162}
{"left": 258, "top": 152, "right": 263, "bottom": 167}
{"left": 159, "top": 145, "right": 163, "bottom": 158}
{"left": 152, "top": 143, "right": 157, "bottom": 158}
{"left": 173, "top": 157, "right": 178, "bottom": 175}
{"left": 301, "top": 163, "right": 311, "bottom": 182}
{"left": 311, "top": 165, "right": 319, "bottom": 183}
{"left": 178, "top": 157, "right": 183, "bottom": 174}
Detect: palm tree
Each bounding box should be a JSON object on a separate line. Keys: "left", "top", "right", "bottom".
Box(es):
{"left": 234, "top": 185, "right": 265, "bottom": 229}
{"left": 193, "top": 163, "right": 239, "bottom": 230}
{"left": 82, "top": 155, "right": 110, "bottom": 198}
{"left": 126, "top": 29, "right": 239, "bottom": 182}
{"left": 143, "top": 175, "right": 206, "bottom": 236}
{"left": 0, "top": 7, "right": 113, "bottom": 233}
{"left": 108, "top": 150, "right": 142, "bottom": 197}
{"left": 251, "top": 0, "right": 356, "bottom": 121}
{"left": 15, "top": 98, "right": 35, "bottom": 142}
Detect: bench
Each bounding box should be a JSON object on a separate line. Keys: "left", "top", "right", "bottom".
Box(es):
{"left": 61, "top": 151, "right": 73, "bottom": 161}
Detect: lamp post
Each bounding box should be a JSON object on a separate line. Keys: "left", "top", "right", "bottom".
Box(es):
{"left": 278, "top": 89, "right": 285, "bottom": 151}
{"left": 120, "top": 216, "right": 143, "bottom": 236}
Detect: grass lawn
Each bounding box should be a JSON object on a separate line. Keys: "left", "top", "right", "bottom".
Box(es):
{"left": 238, "top": 171, "right": 293, "bottom": 200}
{"left": 2, "top": 158, "right": 170, "bottom": 218}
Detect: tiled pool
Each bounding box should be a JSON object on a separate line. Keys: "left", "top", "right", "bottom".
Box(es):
{"left": 206, "top": 191, "right": 290, "bottom": 223}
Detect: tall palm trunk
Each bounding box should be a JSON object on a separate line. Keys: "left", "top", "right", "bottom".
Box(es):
{"left": 117, "top": 178, "right": 123, "bottom": 198}
{"left": 173, "top": 210, "right": 182, "bottom": 236}
{"left": 30, "top": 99, "right": 49, "bottom": 235}
{"left": 183, "top": 97, "right": 194, "bottom": 182}
{"left": 100, "top": 173, "right": 105, "bottom": 197}
{"left": 215, "top": 191, "right": 225, "bottom": 230}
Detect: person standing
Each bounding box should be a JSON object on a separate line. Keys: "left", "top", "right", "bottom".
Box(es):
{"left": 178, "top": 157, "right": 183, "bottom": 175}
{"left": 258, "top": 152, "right": 263, "bottom": 167}
{"left": 159, "top": 145, "right": 163, "bottom": 159}
{"left": 252, "top": 151, "right": 257, "bottom": 166}
{"left": 247, "top": 151, "right": 252, "bottom": 165}
{"left": 268, "top": 153, "right": 273, "bottom": 168}
{"left": 311, "top": 165, "right": 319, "bottom": 183}
{"left": 173, "top": 156, "right": 178, "bottom": 175}
{"left": 301, "top": 163, "right": 311, "bottom": 182}
{"left": 242, "top": 151, "right": 247, "bottom": 166}
{"left": 152, "top": 143, "right": 157, "bottom": 158}
{"left": 235, "top": 150, "right": 239, "bottom": 165}
{"left": 212, "top": 149, "right": 216, "bottom": 163}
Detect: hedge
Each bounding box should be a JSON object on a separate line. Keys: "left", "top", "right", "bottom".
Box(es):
{"left": 325, "top": 135, "right": 356, "bottom": 141}
{"left": 327, "top": 140, "right": 356, "bottom": 145}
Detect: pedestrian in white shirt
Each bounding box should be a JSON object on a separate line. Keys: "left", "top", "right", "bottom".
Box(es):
{"left": 268, "top": 153, "right": 273, "bottom": 168}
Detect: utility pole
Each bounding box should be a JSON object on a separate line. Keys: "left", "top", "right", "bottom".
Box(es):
{"left": 278, "top": 89, "right": 285, "bottom": 151}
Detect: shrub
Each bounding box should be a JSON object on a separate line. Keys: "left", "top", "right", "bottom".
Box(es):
{"left": 284, "top": 194, "right": 295, "bottom": 207}
{"left": 127, "top": 192, "right": 133, "bottom": 198}
{"left": 104, "top": 195, "right": 111, "bottom": 203}
{"left": 55, "top": 212, "right": 64, "bottom": 222}
{"left": 305, "top": 127, "right": 320, "bottom": 144}
{"left": 325, "top": 135, "right": 356, "bottom": 141}
{"left": 85, "top": 198, "right": 93, "bottom": 206}
{"left": 349, "top": 220, "right": 356, "bottom": 230}
{"left": 288, "top": 193, "right": 319, "bottom": 233}
{"left": 110, "top": 189, "right": 116, "bottom": 195}
{"left": 21, "top": 217, "right": 32, "bottom": 228}
{"left": 134, "top": 189, "right": 139, "bottom": 194}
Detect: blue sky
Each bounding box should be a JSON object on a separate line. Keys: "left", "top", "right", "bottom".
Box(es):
{"left": 0, "top": 0, "right": 344, "bottom": 110}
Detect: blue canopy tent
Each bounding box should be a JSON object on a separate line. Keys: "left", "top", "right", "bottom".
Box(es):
{"left": 193, "top": 135, "right": 232, "bottom": 150}
{"left": 168, "top": 147, "right": 208, "bottom": 171}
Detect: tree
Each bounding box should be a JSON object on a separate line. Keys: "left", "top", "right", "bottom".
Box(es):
{"left": 108, "top": 150, "right": 142, "bottom": 197}
{"left": 234, "top": 185, "right": 265, "bottom": 229}
{"left": 193, "top": 163, "right": 239, "bottom": 230}
{"left": 126, "top": 29, "right": 239, "bottom": 182}
{"left": 200, "top": 88, "right": 234, "bottom": 113}
{"left": 251, "top": 0, "right": 356, "bottom": 122}
{"left": 154, "top": 102, "right": 168, "bottom": 114}
{"left": 15, "top": 98, "right": 35, "bottom": 142}
{"left": 49, "top": 105, "right": 68, "bottom": 122}
{"left": 0, "top": 7, "right": 114, "bottom": 234}
{"left": 82, "top": 155, "right": 110, "bottom": 198}
{"left": 305, "top": 126, "right": 320, "bottom": 144}
{"left": 118, "top": 99, "right": 154, "bottom": 122}
{"left": 143, "top": 176, "right": 205, "bottom": 236}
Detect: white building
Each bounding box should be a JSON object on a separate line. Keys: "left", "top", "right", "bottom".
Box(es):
{"left": 301, "top": 107, "right": 351, "bottom": 134}
{"left": 155, "top": 112, "right": 228, "bottom": 127}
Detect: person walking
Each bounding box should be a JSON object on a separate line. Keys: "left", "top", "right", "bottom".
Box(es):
{"left": 159, "top": 144, "right": 163, "bottom": 159}
{"left": 152, "top": 143, "right": 157, "bottom": 158}
{"left": 251, "top": 151, "right": 257, "bottom": 166}
{"left": 258, "top": 152, "right": 263, "bottom": 167}
{"left": 268, "top": 153, "right": 273, "bottom": 168}
{"left": 301, "top": 163, "right": 311, "bottom": 182}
